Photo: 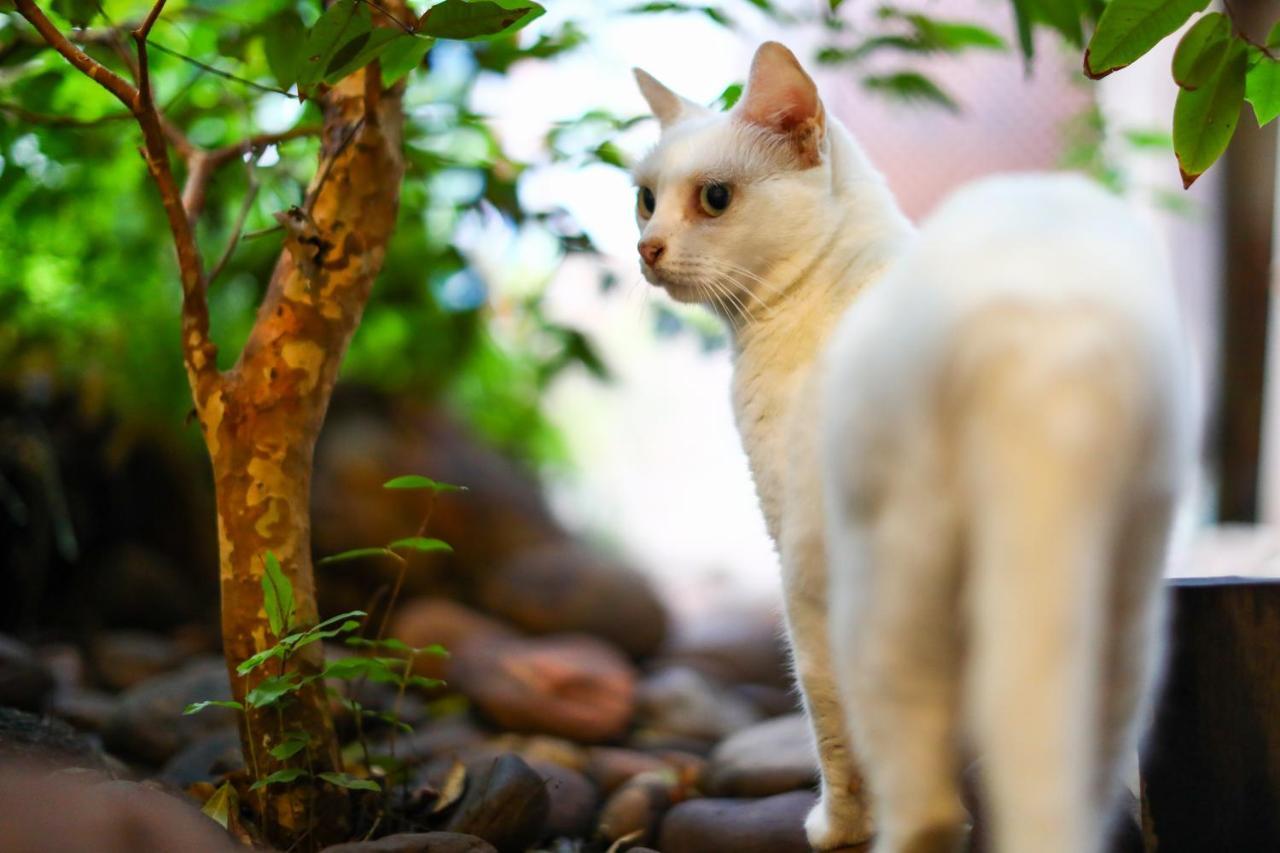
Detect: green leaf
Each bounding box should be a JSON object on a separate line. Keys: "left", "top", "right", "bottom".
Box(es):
{"left": 711, "top": 82, "right": 743, "bottom": 110}
{"left": 249, "top": 768, "right": 309, "bottom": 791}
{"left": 246, "top": 672, "right": 302, "bottom": 708}
{"left": 236, "top": 645, "right": 286, "bottom": 676}
{"left": 387, "top": 536, "right": 453, "bottom": 553}
{"left": 1174, "top": 40, "right": 1247, "bottom": 187}
{"left": 201, "top": 782, "right": 237, "bottom": 830}
{"left": 324, "top": 656, "right": 400, "bottom": 683}
{"left": 380, "top": 35, "right": 436, "bottom": 86}
{"left": 1009, "top": 0, "right": 1036, "bottom": 62}
{"left": 407, "top": 675, "right": 447, "bottom": 690}
{"left": 382, "top": 474, "right": 467, "bottom": 492}
{"left": 319, "top": 547, "right": 394, "bottom": 565}
{"left": 624, "top": 2, "right": 732, "bottom": 27}
{"left": 861, "top": 71, "right": 958, "bottom": 112}
{"left": 899, "top": 13, "right": 1006, "bottom": 53}
{"left": 299, "top": 0, "right": 372, "bottom": 88}
{"left": 268, "top": 731, "right": 311, "bottom": 760}
{"left": 261, "top": 552, "right": 295, "bottom": 638}
{"left": 317, "top": 771, "right": 381, "bottom": 792}
{"left": 1085, "top": 0, "right": 1211, "bottom": 79}
{"left": 1034, "top": 0, "right": 1084, "bottom": 47}
{"left": 419, "top": 0, "right": 547, "bottom": 41}
{"left": 183, "top": 700, "right": 244, "bottom": 715}
{"left": 1122, "top": 128, "right": 1174, "bottom": 149}
{"left": 324, "top": 27, "right": 404, "bottom": 84}
{"left": 1247, "top": 48, "right": 1280, "bottom": 126}
{"left": 51, "top": 0, "right": 98, "bottom": 27}
{"left": 1172, "top": 13, "right": 1231, "bottom": 90}
{"left": 265, "top": 12, "right": 308, "bottom": 90}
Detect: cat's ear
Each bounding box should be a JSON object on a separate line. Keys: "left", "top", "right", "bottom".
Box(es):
{"left": 737, "top": 41, "right": 825, "bottom": 164}
{"left": 633, "top": 68, "right": 703, "bottom": 130}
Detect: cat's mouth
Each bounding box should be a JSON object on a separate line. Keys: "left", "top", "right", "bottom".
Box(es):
{"left": 640, "top": 263, "right": 708, "bottom": 305}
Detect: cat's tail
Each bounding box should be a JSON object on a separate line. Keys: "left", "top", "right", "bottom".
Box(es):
{"left": 954, "top": 305, "right": 1149, "bottom": 853}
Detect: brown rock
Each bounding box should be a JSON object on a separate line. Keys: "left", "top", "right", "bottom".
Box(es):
{"left": 103, "top": 656, "right": 236, "bottom": 765}
{"left": 659, "top": 606, "right": 791, "bottom": 689}
{"left": 704, "top": 712, "right": 818, "bottom": 797}
{"left": 585, "top": 747, "right": 668, "bottom": 794}
{"left": 90, "top": 630, "right": 185, "bottom": 691}
{"left": 311, "top": 395, "right": 567, "bottom": 614}
{"left": 390, "top": 598, "right": 515, "bottom": 683}
{"left": 450, "top": 634, "right": 636, "bottom": 743}
{"left": 442, "top": 754, "right": 550, "bottom": 853}
{"left": 596, "top": 770, "right": 681, "bottom": 849}
{"left": 321, "top": 832, "right": 496, "bottom": 853}
{"left": 0, "top": 634, "right": 55, "bottom": 712}
{"left": 0, "top": 706, "right": 110, "bottom": 771}
{"left": 529, "top": 759, "right": 599, "bottom": 839}
{"left": 0, "top": 770, "right": 240, "bottom": 853}
{"left": 636, "top": 665, "right": 759, "bottom": 742}
{"left": 477, "top": 543, "right": 667, "bottom": 659}
{"left": 658, "top": 790, "right": 823, "bottom": 853}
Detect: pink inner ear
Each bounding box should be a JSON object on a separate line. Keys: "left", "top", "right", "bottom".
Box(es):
{"left": 740, "top": 53, "right": 820, "bottom": 134}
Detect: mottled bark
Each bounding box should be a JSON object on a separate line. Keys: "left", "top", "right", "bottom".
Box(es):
{"left": 201, "top": 42, "right": 407, "bottom": 851}
{"left": 15, "top": 1, "right": 410, "bottom": 847}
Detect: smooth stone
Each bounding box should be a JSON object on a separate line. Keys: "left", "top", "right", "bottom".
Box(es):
{"left": 658, "top": 606, "right": 791, "bottom": 689}
{"left": 90, "top": 630, "right": 185, "bottom": 691}
{"left": 0, "top": 771, "right": 240, "bottom": 852}
{"left": 0, "top": 634, "right": 56, "bottom": 712}
{"left": 390, "top": 598, "right": 515, "bottom": 684}
{"left": 529, "top": 759, "right": 598, "bottom": 840}
{"left": 596, "top": 770, "right": 683, "bottom": 849}
{"left": 477, "top": 543, "right": 668, "bottom": 659}
{"left": 442, "top": 754, "right": 550, "bottom": 853}
{"left": 450, "top": 634, "right": 636, "bottom": 743}
{"left": 635, "top": 665, "right": 758, "bottom": 742}
{"left": 704, "top": 712, "right": 818, "bottom": 797}
{"left": 584, "top": 747, "right": 669, "bottom": 795}
{"left": 157, "top": 728, "right": 244, "bottom": 789}
{"left": 103, "top": 656, "right": 235, "bottom": 765}
{"left": 0, "top": 706, "right": 110, "bottom": 771}
{"left": 47, "top": 686, "right": 119, "bottom": 733}
{"left": 658, "top": 790, "right": 822, "bottom": 853}
{"left": 321, "top": 832, "right": 497, "bottom": 853}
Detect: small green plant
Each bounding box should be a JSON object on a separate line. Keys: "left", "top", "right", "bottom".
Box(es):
{"left": 186, "top": 474, "right": 464, "bottom": 832}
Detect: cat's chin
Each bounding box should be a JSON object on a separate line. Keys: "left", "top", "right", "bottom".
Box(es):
{"left": 655, "top": 281, "right": 706, "bottom": 305}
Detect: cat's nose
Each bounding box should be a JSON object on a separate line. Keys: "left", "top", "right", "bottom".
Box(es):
{"left": 638, "top": 238, "right": 666, "bottom": 267}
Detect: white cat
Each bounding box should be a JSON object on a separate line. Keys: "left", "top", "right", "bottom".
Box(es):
{"left": 632, "top": 42, "right": 1194, "bottom": 853}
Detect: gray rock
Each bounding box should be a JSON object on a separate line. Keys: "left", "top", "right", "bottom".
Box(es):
{"left": 158, "top": 728, "right": 244, "bottom": 788}
{"left": 0, "top": 706, "right": 109, "bottom": 771}
{"left": 321, "top": 832, "right": 496, "bottom": 853}
{"left": 530, "top": 759, "right": 598, "bottom": 840}
{"left": 48, "top": 686, "right": 118, "bottom": 733}
{"left": 0, "top": 634, "right": 55, "bottom": 712}
{"left": 635, "top": 666, "right": 758, "bottom": 743}
{"left": 704, "top": 712, "right": 817, "bottom": 797}
{"left": 442, "top": 754, "right": 550, "bottom": 853}
{"left": 90, "top": 630, "right": 185, "bottom": 691}
{"left": 104, "top": 656, "right": 235, "bottom": 765}
{"left": 0, "top": 770, "right": 240, "bottom": 852}
{"left": 658, "top": 790, "right": 822, "bottom": 853}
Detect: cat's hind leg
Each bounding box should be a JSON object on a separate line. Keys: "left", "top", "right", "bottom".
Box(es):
{"left": 827, "top": 461, "right": 968, "bottom": 853}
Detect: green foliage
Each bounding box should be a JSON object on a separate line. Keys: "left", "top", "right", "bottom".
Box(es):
{"left": 382, "top": 474, "right": 466, "bottom": 492}
{"left": 419, "top": 0, "right": 546, "bottom": 41}
{"left": 1245, "top": 24, "right": 1280, "bottom": 126}
{"left": 1174, "top": 40, "right": 1247, "bottom": 188}
{"left": 2, "top": 0, "right": 593, "bottom": 466}
{"left": 317, "top": 771, "right": 381, "bottom": 792}
{"left": 250, "top": 767, "right": 309, "bottom": 791}
{"left": 1085, "top": 0, "right": 1210, "bottom": 78}
{"left": 862, "top": 72, "right": 958, "bottom": 112}
{"left": 1172, "top": 12, "right": 1231, "bottom": 91}
{"left": 184, "top": 699, "right": 245, "bottom": 715}
{"left": 262, "top": 552, "right": 297, "bottom": 638}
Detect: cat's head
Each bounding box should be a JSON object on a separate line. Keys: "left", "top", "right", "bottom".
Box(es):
{"left": 631, "top": 42, "right": 834, "bottom": 313}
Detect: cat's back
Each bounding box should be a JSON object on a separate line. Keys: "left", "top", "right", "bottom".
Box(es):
{"left": 823, "top": 171, "right": 1191, "bottom": 478}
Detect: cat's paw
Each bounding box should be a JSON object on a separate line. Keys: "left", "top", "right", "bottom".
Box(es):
{"left": 805, "top": 795, "right": 874, "bottom": 850}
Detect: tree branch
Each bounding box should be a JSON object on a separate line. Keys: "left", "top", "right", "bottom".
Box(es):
{"left": 14, "top": 0, "right": 219, "bottom": 400}
{"left": 182, "top": 126, "right": 321, "bottom": 222}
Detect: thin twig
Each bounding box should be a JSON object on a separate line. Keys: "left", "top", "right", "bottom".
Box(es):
{"left": 207, "top": 150, "right": 263, "bottom": 286}
{"left": 1223, "top": 0, "right": 1279, "bottom": 61}
{"left": 147, "top": 40, "right": 298, "bottom": 97}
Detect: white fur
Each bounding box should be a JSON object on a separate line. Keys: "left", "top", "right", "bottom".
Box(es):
{"left": 634, "top": 45, "right": 1195, "bottom": 853}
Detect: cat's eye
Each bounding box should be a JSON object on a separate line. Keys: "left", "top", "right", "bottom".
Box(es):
{"left": 637, "top": 186, "right": 656, "bottom": 218}
{"left": 700, "top": 183, "right": 732, "bottom": 217}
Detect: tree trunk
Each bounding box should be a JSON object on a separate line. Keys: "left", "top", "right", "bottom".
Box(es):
{"left": 198, "top": 40, "right": 406, "bottom": 850}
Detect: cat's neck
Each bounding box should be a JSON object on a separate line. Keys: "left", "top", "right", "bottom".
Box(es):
{"left": 727, "top": 122, "right": 911, "bottom": 537}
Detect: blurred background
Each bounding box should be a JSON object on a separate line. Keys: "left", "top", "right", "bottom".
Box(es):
{"left": 0, "top": 1, "right": 1277, "bottom": 844}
